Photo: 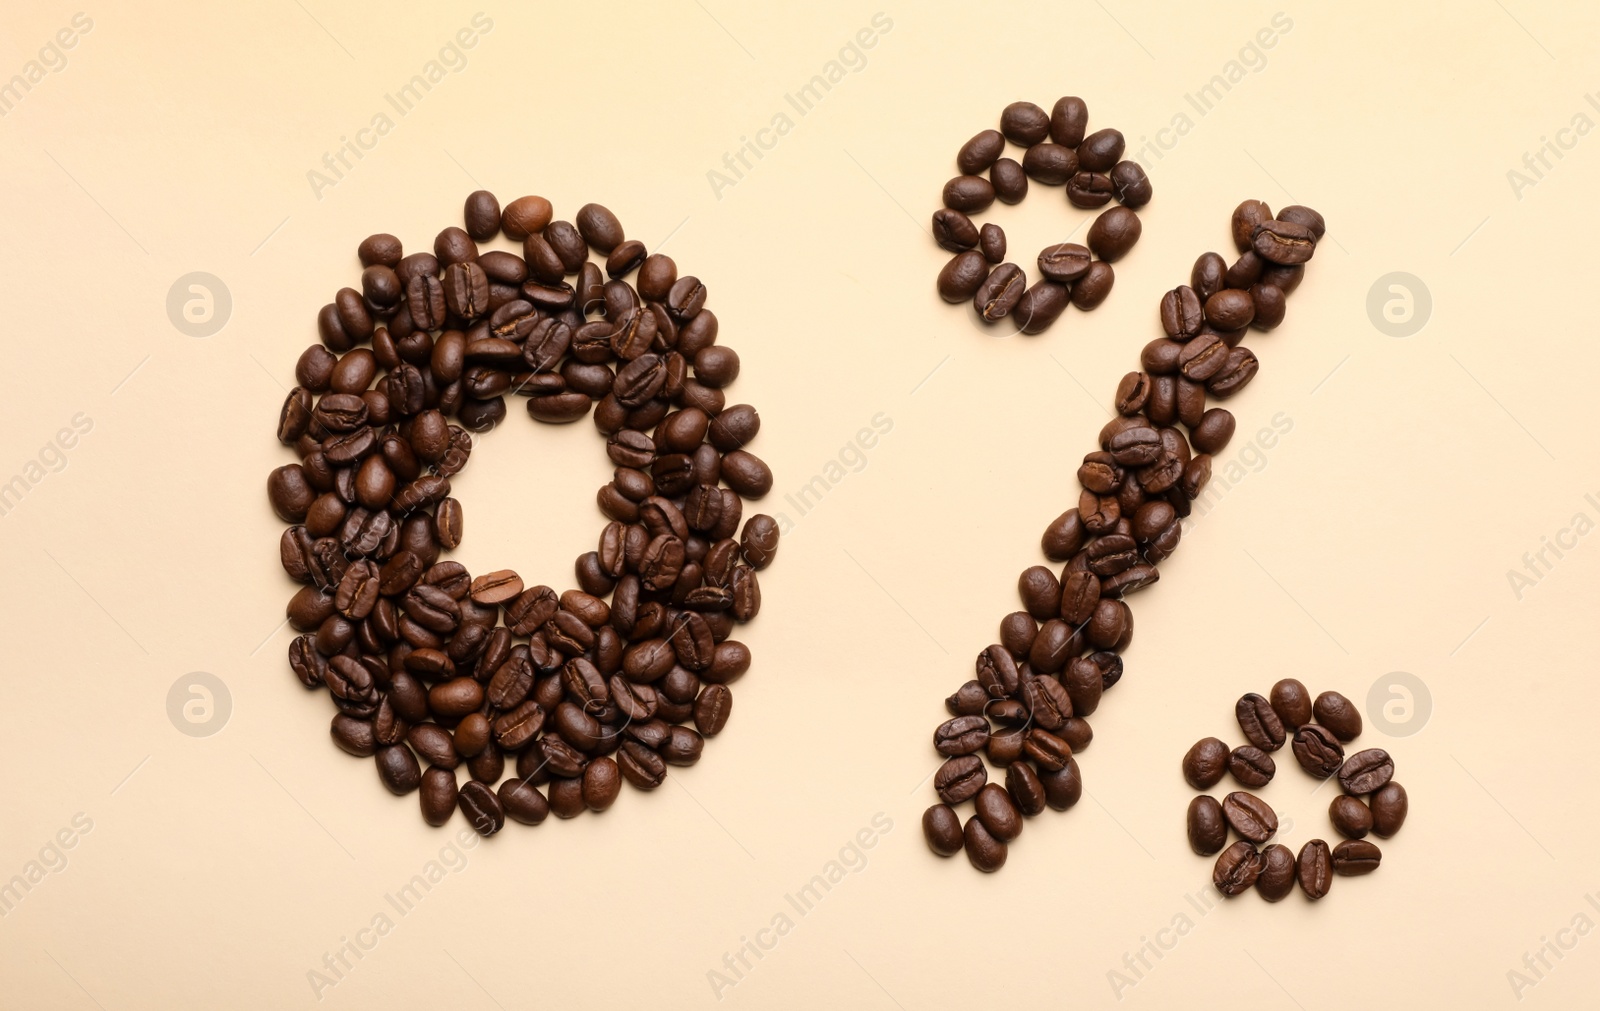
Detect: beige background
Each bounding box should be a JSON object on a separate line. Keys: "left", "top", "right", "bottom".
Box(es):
{"left": 2, "top": 0, "right": 1597, "bottom": 1007}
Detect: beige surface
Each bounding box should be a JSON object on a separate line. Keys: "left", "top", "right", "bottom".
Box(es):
{"left": 2, "top": 1, "right": 1597, "bottom": 1007}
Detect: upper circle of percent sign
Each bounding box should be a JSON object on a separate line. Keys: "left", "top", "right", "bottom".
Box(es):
{"left": 922, "top": 98, "right": 1329, "bottom": 872}
{"left": 266, "top": 190, "right": 780, "bottom": 835}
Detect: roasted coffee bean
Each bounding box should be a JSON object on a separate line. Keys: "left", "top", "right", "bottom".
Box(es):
{"left": 977, "top": 644, "right": 1021, "bottom": 698}
{"left": 1269, "top": 678, "right": 1313, "bottom": 728}
{"left": 1022, "top": 142, "right": 1077, "bottom": 184}
{"left": 498, "top": 779, "right": 549, "bottom": 824}
{"left": 1038, "top": 756, "right": 1082, "bottom": 810}
{"left": 974, "top": 262, "right": 1026, "bottom": 322}
{"left": 1204, "top": 288, "right": 1254, "bottom": 330}
{"left": 957, "top": 129, "right": 1005, "bottom": 175}
{"left": 1252, "top": 219, "right": 1317, "bottom": 265}
{"left": 1214, "top": 841, "right": 1262, "bottom": 897}
{"left": 1370, "top": 782, "right": 1408, "bottom": 837}
{"left": 1038, "top": 242, "right": 1092, "bottom": 283}
{"left": 1190, "top": 408, "right": 1235, "bottom": 455}
{"left": 1314, "top": 691, "right": 1362, "bottom": 740}
{"left": 1066, "top": 171, "right": 1114, "bottom": 208}
{"left": 923, "top": 804, "right": 965, "bottom": 856}
{"left": 933, "top": 208, "right": 980, "bottom": 251}
{"left": 934, "top": 715, "right": 990, "bottom": 756}
{"left": 1187, "top": 795, "right": 1227, "bottom": 855}
{"left": 1109, "top": 160, "right": 1152, "bottom": 208}
{"left": 1228, "top": 746, "right": 1275, "bottom": 788}
{"left": 1005, "top": 762, "right": 1047, "bottom": 816}
{"left": 1222, "top": 791, "right": 1277, "bottom": 843}
{"left": 1183, "top": 737, "right": 1229, "bottom": 790}
{"left": 1077, "top": 128, "right": 1125, "bottom": 172}
{"left": 376, "top": 745, "right": 421, "bottom": 795}
{"left": 963, "top": 816, "right": 1007, "bottom": 872}
{"left": 1332, "top": 839, "right": 1381, "bottom": 875}
{"left": 1339, "top": 749, "right": 1394, "bottom": 795}
{"left": 1297, "top": 839, "right": 1333, "bottom": 899}
{"left": 456, "top": 780, "right": 504, "bottom": 836}
{"left": 1330, "top": 795, "right": 1373, "bottom": 839}
{"left": 1087, "top": 206, "right": 1141, "bottom": 262}
{"left": 938, "top": 250, "right": 990, "bottom": 303}
{"left": 991, "top": 158, "right": 1028, "bottom": 203}
{"left": 1292, "top": 724, "right": 1345, "bottom": 779}
{"left": 1017, "top": 565, "right": 1061, "bottom": 620}
{"left": 1235, "top": 692, "right": 1286, "bottom": 751}
{"left": 974, "top": 783, "right": 1023, "bottom": 841}
{"left": 1023, "top": 728, "right": 1072, "bottom": 771}
{"left": 1070, "top": 262, "right": 1114, "bottom": 309}
{"left": 943, "top": 175, "right": 996, "bottom": 213}
{"left": 1249, "top": 282, "right": 1286, "bottom": 329}
{"left": 978, "top": 222, "right": 1007, "bottom": 264}
{"left": 419, "top": 767, "right": 459, "bottom": 826}
{"left": 1256, "top": 843, "right": 1296, "bottom": 901}
{"left": 935, "top": 754, "right": 987, "bottom": 804}
{"left": 1231, "top": 199, "right": 1272, "bottom": 253}
{"left": 1000, "top": 100, "right": 1050, "bottom": 145}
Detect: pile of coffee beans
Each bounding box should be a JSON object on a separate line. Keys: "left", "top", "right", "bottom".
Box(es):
{"left": 1183, "top": 680, "right": 1409, "bottom": 900}
{"left": 933, "top": 96, "right": 1152, "bottom": 334}
{"left": 922, "top": 199, "right": 1325, "bottom": 871}
{"left": 267, "top": 190, "right": 778, "bottom": 835}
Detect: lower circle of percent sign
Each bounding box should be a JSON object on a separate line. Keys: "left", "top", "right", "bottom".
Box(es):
{"left": 922, "top": 104, "right": 1327, "bottom": 870}
{"left": 267, "top": 191, "right": 779, "bottom": 836}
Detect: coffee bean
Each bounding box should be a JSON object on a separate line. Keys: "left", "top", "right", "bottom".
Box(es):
{"left": 1204, "top": 288, "right": 1254, "bottom": 330}
{"left": 1330, "top": 795, "right": 1373, "bottom": 839}
{"left": 974, "top": 783, "right": 1024, "bottom": 842}
{"left": 1252, "top": 219, "right": 1317, "bottom": 265}
{"left": 974, "top": 263, "right": 1027, "bottom": 322}
{"left": 1183, "top": 737, "right": 1229, "bottom": 789}
{"left": 1015, "top": 280, "right": 1071, "bottom": 335}
{"left": 1066, "top": 171, "right": 1114, "bottom": 208}
{"left": 1000, "top": 101, "right": 1051, "bottom": 144}
{"left": 935, "top": 715, "right": 990, "bottom": 756}
{"left": 1313, "top": 691, "right": 1362, "bottom": 740}
{"left": 979, "top": 223, "right": 1007, "bottom": 264}
{"left": 1087, "top": 207, "right": 1141, "bottom": 262}
{"left": 1228, "top": 746, "right": 1275, "bottom": 788}
{"left": 463, "top": 190, "right": 501, "bottom": 241}
{"left": 1038, "top": 242, "right": 1092, "bottom": 282}
{"left": 1235, "top": 692, "right": 1287, "bottom": 751}
{"left": 1187, "top": 795, "right": 1227, "bottom": 855}
{"left": 1256, "top": 843, "right": 1296, "bottom": 901}
{"left": 1022, "top": 142, "right": 1078, "bottom": 184}
{"left": 1190, "top": 408, "right": 1235, "bottom": 455}
{"left": 1339, "top": 748, "right": 1394, "bottom": 795}
{"left": 1231, "top": 200, "right": 1272, "bottom": 253}
{"left": 1277, "top": 205, "right": 1326, "bottom": 238}
{"left": 420, "top": 767, "right": 459, "bottom": 826}
{"left": 933, "top": 209, "right": 980, "bottom": 252}
{"left": 376, "top": 745, "right": 421, "bottom": 795}
{"left": 1109, "top": 161, "right": 1152, "bottom": 208}
{"left": 1269, "top": 678, "right": 1313, "bottom": 728}
{"left": 1214, "top": 840, "right": 1262, "bottom": 896}
{"left": 1160, "top": 286, "right": 1204, "bottom": 340}
{"left": 991, "top": 158, "right": 1028, "bottom": 203}
{"left": 1077, "top": 128, "right": 1125, "bottom": 172}
{"left": 1291, "top": 724, "right": 1345, "bottom": 779}
{"left": 943, "top": 175, "right": 996, "bottom": 213}
{"left": 957, "top": 129, "right": 1005, "bottom": 175}
{"left": 963, "top": 816, "right": 1008, "bottom": 872}
{"left": 935, "top": 754, "right": 987, "bottom": 804}
{"left": 923, "top": 804, "right": 965, "bottom": 856}
{"left": 1370, "top": 782, "right": 1408, "bottom": 837}
{"left": 1070, "top": 262, "right": 1114, "bottom": 309}
{"left": 1049, "top": 96, "right": 1088, "bottom": 146}
{"left": 1332, "top": 839, "right": 1381, "bottom": 875}
{"left": 938, "top": 250, "right": 990, "bottom": 303}
{"left": 1297, "top": 839, "right": 1333, "bottom": 899}
{"left": 1039, "top": 757, "right": 1082, "bottom": 810}
{"left": 1222, "top": 791, "right": 1277, "bottom": 843}
{"left": 1005, "top": 762, "right": 1047, "bottom": 816}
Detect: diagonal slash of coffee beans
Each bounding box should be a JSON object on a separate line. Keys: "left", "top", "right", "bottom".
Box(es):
{"left": 268, "top": 191, "right": 778, "bottom": 834}
{"left": 923, "top": 198, "right": 1327, "bottom": 871}
{"left": 934, "top": 96, "right": 1152, "bottom": 335}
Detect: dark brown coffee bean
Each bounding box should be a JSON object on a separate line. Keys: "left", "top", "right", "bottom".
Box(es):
{"left": 1339, "top": 749, "right": 1394, "bottom": 795}
{"left": 1370, "top": 782, "right": 1408, "bottom": 837}
{"left": 1049, "top": 96, "right": 1088, "bottom": 146}
{"left": 938, "top": 250, "right": 990, "bottom": 303}
{"left": 1332, "top": 839, "right": 1381, "bottom": 875}
{"left": 1087, "top": 206, "right": 1141, "bottom": 262}
{"left": 992, "top": 157, "right": 1031, "bottom": 202}
{"left": 979, "top": 222, "right": 1007, "bottom": 264}
{"left": 957, "top": 129, "right": 1005, "bottom": 175}
{"left": 923, "top": 804, "right": 965, "bottom": 856}
{"left": 1235, "top": 692, "right": 1286, "bottom": 751}
{"left": 1214, "top": 840, "right": 1262, "bottom": 897}
{"left": 1038, "top": 242, "right": 1092, "bottom": 283}
{"left": 1228, "top": 745, "right": 1275, "bottom": 788}
{"left": 1109, "top": 160, "right": 1152, "bottom": 208}
{"left": 1000, "top": 101, "right": 1050, "bottom": 145}
{"left": 1277, "top": 205, "right": 1326, "bottom": 238}
{"left": 1039, "top": 756, "right": 1082, "bottom": 810}
{"left": 1183, "top": 737, "right": 1229, "bottom": 790}
{"left": 1297, "top": 839, "right": 1333, "bottom": 898}
{"left": 1231, "top": 199, "right": 1272, "bottom": 253}
{"left": 1252, "top": 219, "right": 1317, "bottom": 265}
{"left": 376, "top": 745, "right": 421, "bottom": 795}
{"left": 1256, "top": 843, "right": 1296, "bottom": 901}
{"left": 935, "top": 754, "right": 987, "bottom": 804}
{"left": 974, "top": 783, "right": 1023, "bottom": 841}
{"left": 462, "top": 190, "right": 501, "bottom": 241}
{"left": 1177, "top": 334, "right": 1228, "bottom": 381}
{"left": 933, "top": 208, "right": 980, "bottom": 252}
{"left": 1022, "top": 142, "right": 1077, "bottom": 184}
{"left": 1223, "top": 791, "right": 1277, "bottom": 843}
{"left": 1069, "top": 261, "right": 1114, "bottom": 309}
{"left": 1330, "top": 795, "right": 1373, "bottom": 839}
{"left": 1066, "top": 171, "right": 1114, "bottom": 208}
{"left": 1077, "top": 128, "right": 1125, "bottom": 172}
{"left": 963, "top": 816, "right": 1007, "bottom": 872}
{"left": 935, "top": 715, "right": 990, "bottom": 756}
{"left": 455, "top": 779, "right": 504, "bottom": 835}
{"left": 1291, "top": 724, "right": 1345, "bottom": 779}
{"left": 974, "top": 262, "right": 1026, "bottom": 322}
{"left": 1314, "top": 691, "right": 1363, "bottom": 740}
{"left": 1204, "top": 288, "right": 1254, "bottom": 330}
{"left": 943, "top": 174, "right": 996, "bottom": 213}
{"left": 1023, "top": 728, "right": 1072, "bottom": 771}
{"left": 1190, "top": 408, "right": 1235, "bottom": 455}
{"left": 1005, "top": 762, "right": 1047, "bottom": 816}
{"left": 1187, "top": 795, "right": 1227, "bottom": 855}
{"left": 1269, "top": 678, "right": 1313, "bottom": 728}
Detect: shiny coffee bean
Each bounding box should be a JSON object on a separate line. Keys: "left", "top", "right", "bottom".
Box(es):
{"left": 1332, "top": 839, "right": 1381, "bottom": 876}
{"left": 1292, "top": 724, "right": 1345, "bottom": 779}
{"left": 1339, "top": 749, "right": 1394, "bottom": 795}
{"left": 1297, "top": 839, "right": 1333, "bottom": 899}
{"left": 1269, "top": 678, "right": 1313, "bottom": 728}
{"left": 1370, "top": 782, "right": 1408, "bottom": 837}
{"left": 1087, "top": 206, "right": 1141, "bottom": 262}
{"left": 1228, "top": 745, "right": 1275, "bottom": 788}
{"left": 1213, "top": 840, "right": 1262, "bottom": 897}
{"left": 1235, "top": 692, "right": 1286, "bottom": 751}
{"left": 1330, "top": 795, "right": 1373, "bottom": 839}
{"left": 963, "top": 816, "right": 1008, "bottom": 872}
{"left": 1187, "top": 795, "right": 1227, "bottom": 855}
{"left": 1222, "top": 791, "right": 1278, "bottom": 843}
{"left": 923, "top": 804, "right": 965, "bottom": 856}
{"left": 1183, "top": 737, "right": 1229, "bottom": 790}
{"left": 1313, "top": 691, "right": 1362, "bottom": 740}
{"left": 1256, "top": 843, "right": 1296, "bottom": 901}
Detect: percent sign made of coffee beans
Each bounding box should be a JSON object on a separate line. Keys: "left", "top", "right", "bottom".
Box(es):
{"left": 267, "top": 191, "right": 780, "bottom": 836}
{"left": 921, "top": 95, "right": 1327, "bottom": 872}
